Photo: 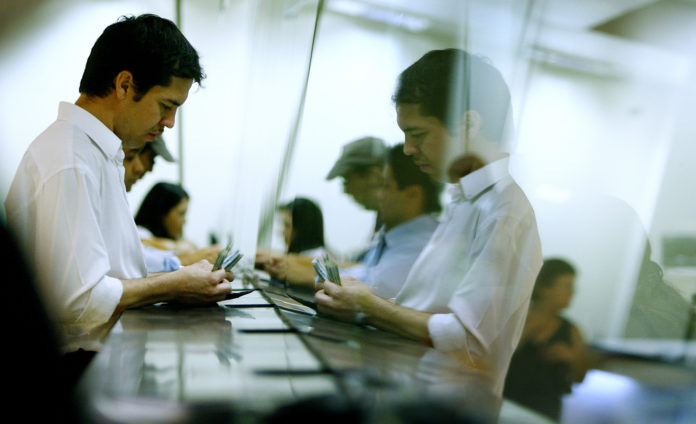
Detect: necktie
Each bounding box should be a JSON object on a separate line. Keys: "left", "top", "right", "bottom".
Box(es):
{"left": 364, "top": 229, "right": 386, "bottom": 268}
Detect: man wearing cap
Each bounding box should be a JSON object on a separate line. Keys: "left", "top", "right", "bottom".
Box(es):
{"left": 123, "top": 135, "right": 175, "bottom": 192}
{"left": 264, "top": 143, "right": 441, "bottom": 296}
{"left": 123, "top": 137, "right": 222, "bottom": 271}
{"left": 327, "top": 136, "right": 387, "bottom": 235}
{"left": 340, "top": 143, "right": 441, "bottom": 299}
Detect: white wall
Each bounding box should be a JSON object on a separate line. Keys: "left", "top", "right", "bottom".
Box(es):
{"left": 0, "top": 0, "right": 176, "bottom": 222}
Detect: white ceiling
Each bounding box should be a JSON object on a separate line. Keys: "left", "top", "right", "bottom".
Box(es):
{"left": 327, "top": 0, "right": 696, "bottom": 81}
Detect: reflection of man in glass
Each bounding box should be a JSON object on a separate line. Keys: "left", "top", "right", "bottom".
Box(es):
{"left": 315, "top": 49, "right": 543, "bottom": 410}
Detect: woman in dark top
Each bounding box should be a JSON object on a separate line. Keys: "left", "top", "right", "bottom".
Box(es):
{"left": 504, "top": 258, "right": 589, "bottom": 421}
{"left": 277, "top": 197, "right": 326, "bottom": 255}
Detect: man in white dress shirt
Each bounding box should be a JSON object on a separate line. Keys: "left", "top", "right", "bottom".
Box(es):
{"left": 315, "top": 49, "right": 543, "bottom": 413}
{"left": 4, "top": 14, "right": 233, "bottom": 382}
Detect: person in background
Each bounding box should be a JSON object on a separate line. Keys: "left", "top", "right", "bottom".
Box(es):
{"left": 135, "top": 182, "right": 199, "bottom": 254}
{"left": 4, "top": 14, "right": 234, "bottom": 383}
{"left": 340, "top": 143, "right": 441, "bottom": 299}
{"left": 327, "top": 136, "right": 388, "bottom": 248}
{"left": 123, "top": 139, "right": 221, "bottom": 272}
{"left": 123, "top": 135, "right": 176, "bottom": 192}
{"left": 260, "top": 144, "right": 442, "bottom": 297}
{"left": 279, "top": 197, "right": 328, "bottom": 257}
{"left": 504, "top": 258, "right": 589, "bottom": 422}
{"left": 257, "top": 197, "right": 331, "bottom": 285}
{"left": 315, "top": 49, "right": 542, "bottom": 417}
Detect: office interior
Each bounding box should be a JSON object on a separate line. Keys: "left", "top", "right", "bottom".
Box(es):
{"left": 1, "top": 0, "right": 695, "bottom": 423}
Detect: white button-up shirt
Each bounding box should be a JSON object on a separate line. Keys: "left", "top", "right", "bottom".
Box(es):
{"left": 396, "top": 157, "right": 542, "bottom": 398}
{"left": 5, "top": 102, "right": 147, "bottom": 353}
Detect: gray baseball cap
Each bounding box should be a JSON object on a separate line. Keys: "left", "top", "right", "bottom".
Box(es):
{"left": 326, "top": 136, "right": 387, "bottom": 180}
{"left": 150, "top": 135, "right": 176, "bottom": 162}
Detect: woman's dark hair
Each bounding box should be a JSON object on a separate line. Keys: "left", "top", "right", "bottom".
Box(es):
{"left": 392, "top": 48, "right": 512, "bottom": 143}
{"left": 79, "top": 14, "right": 205, "bottom": 99}
{"left": 279, "top": 197, "right": 325, "bottom": 254}
{"left": 532, "top": 258, "right": 576, "bottom": 300}
{"left": 135, "top": 182, "right": 189, "bottom": 239}
{"left": 388, "top": 143, "right": 442, "bottom": 213}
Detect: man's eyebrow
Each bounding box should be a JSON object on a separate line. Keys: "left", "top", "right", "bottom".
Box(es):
{"left": 164, "top": 98, "right": 182, "bottom": 107}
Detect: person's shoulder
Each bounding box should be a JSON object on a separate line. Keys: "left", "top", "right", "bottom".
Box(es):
{"left": 479, "top": 178, "right": 535, "bottom": 222}
{"left": 31, "top": 119, "right": 101, "bottom": 166}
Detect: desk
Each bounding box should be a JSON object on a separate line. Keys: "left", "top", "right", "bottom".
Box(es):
{"left": 78, "top": 278, "right": 498, "bottom": 423}
{"left": 77, "top": 278, "right": 696, "bottom": 423}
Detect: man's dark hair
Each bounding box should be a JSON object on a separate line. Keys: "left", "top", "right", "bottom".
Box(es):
{"left": 388, "top": 144, "right": 442, "bottom": 214}
{"left": 279, "top": 197, "right": 325, "bottom": 254}
{"left": 392, "top": 48, "right": 512, "bottom": 143}
{"left": 532, "top": 258, "right": 576, "bottom": 300}
{"left": 135, "top": 182, "right": 189, "bottom": 239}
{"left": 79, "top": 14, "right": 205, "bottom": 99}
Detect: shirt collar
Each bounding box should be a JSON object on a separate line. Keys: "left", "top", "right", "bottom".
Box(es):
{"left": 384, "top": 214, "right": 437, "bottom": 245}
{"left": 447, "top": 157, "right": 510, "bottom": 201}
{"left": 57, "top": 102, "right": 123, "bottom": 160}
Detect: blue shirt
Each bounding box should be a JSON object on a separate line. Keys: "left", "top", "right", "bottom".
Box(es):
{"left": 142, "top": 245, "right": 182, "bottom": 272}
{"left": 342, "top": 214, "right": 438, "bottom": 298}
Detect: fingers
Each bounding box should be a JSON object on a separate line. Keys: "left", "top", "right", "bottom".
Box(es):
{"left": 314, "top": 289, "right": 335, "bottom": 307}
{"left": 197, "top": 259, "right": 213, "bottom": 271}
{"left": 215, "top": 280, "right": 232, "bottom": 294}
{"left": 210, "top": 268, "right": 229, "bottom": 283}
{"left": 322, "top": 280, "right": 340, "bottom": 295}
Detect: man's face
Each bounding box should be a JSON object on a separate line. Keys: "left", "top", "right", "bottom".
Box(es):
{"left": 543, "top": 273, "right": 576, "bottom": 310}
{"left": 397, "top": 103, "right": 454, "bottom": 182}
{"left": 123, "top": 147, "right": 146, "bottom": 192}
{"left": 377, "top": 165, "right": 408, "bottom": 229}
{"left": 342, "top": 167, "right": 383, "bottom": 211}
{"left": 139, "top": 148, "right": 156, "bottom": 173}
{"left": 116, "top": 76, "right": 193, "bottom": 149}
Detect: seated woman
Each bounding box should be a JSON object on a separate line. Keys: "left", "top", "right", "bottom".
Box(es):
{"left": 279, "top": 197, "right": 327, "bottom": 257}
{"left": 256, "top": 197, "right": 330, "bottom": 287}
{"left": 503, "top": 258, "right": 589, "bottom": 422}
{"left": 135, "top": 182, "right": 220, "bottom": 268}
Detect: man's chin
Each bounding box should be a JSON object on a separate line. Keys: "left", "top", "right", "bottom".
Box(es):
{"left": 122, "top": 140, "right": 147, "bottom": 149}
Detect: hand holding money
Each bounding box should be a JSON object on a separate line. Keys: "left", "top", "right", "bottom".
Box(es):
{"left": 213, "top": 241, "right": 243, "bottom": 272}
{"left": 312, "top": 254, "right": 341, "bottom": 285}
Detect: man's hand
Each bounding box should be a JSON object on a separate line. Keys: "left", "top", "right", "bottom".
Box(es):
{"left": 314, "top": 276, "right": 372, "bottom": 322}
{"left": 172, "top": 260, "right": 234, "bottom": 304}
{"left": 255, "top": 248, "right": 274, "bottom": 269}
{"left": 263, "top": 255, "right": 287, "bottom": 281}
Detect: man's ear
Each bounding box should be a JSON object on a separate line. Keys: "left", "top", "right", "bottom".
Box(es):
{"left": 113, "top": 70, "right": 135, "bottom": 100}
{"left": 458, "top": 109, "right": 482, "bottom": 138}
